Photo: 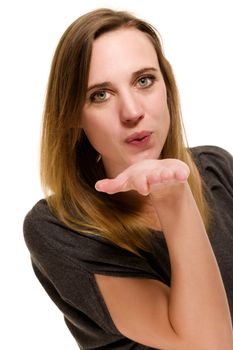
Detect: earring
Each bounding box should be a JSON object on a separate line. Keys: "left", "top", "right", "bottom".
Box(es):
{"left": 96, "top": 154, "right": 102, "bottom": 163}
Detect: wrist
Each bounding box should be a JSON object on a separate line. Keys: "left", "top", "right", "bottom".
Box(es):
{"left": 150, "top": 182, "right": 204, "bottom": 235}
{"left": 149, "top": 181, "right": 191, "bottom": 208}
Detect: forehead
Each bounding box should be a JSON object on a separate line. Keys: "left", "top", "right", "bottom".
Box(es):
{"left": 88, "top": 28, "right": 159, "bottom": 82}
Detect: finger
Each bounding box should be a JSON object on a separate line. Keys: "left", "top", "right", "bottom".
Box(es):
{"left": 147, "top": 171, "right": 161, "bottom": 186}
{"left": 174, "top": 166, "right": 190, "bottom": 182}
{"left": 160, "top": 168, "right": 174, "bottom": 183}
{"left": 132, "top": 175, "right": 150, "bottom": 196}
{"left": 95, "top": 179, "right": 119, "bottom": 194}
{"left": 95, "top": 176, "right": 129, "bottom": 194}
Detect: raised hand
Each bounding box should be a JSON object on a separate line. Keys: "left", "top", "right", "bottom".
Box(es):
{"left": 95, "top": 158, "right": 190, "bottom": 199}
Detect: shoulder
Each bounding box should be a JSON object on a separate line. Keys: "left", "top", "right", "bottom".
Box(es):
{"left": 23, "top": 199, "right": 109, "bottom": 265}
{"left": 190, "top": 145, "right": 232, "bottom": 166}
{"left": 190, "top": 145, "right": 233, "bottom": 193}
{"left": 23, "top": 199, "right": 66, "bottom": 254}
{"left": 23, "top": 199, "right": 95, "bottom": 273}
{"left": 23, "top": 199, "right": 157, "bottom": 278}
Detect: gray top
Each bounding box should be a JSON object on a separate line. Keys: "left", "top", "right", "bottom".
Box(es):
{"left": 23, "top": 146, "right": 233, "bottom": 350}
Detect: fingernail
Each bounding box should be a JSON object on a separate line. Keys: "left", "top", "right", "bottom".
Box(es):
{"left": 95, "top": 184, "right": 100, "bottom": 191}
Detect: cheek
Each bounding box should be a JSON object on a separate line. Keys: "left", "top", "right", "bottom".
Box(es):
{"left": 158, "top": 84, "right": 170, "bottom": 122}
{"left": 81, "top": 113, "right": 113, "bottom": 151}
{"left": 148, "top": 85, "right": 170, "bottom": 124}
{"left": 161, "top": 101, "right": 171, "bottom": 137}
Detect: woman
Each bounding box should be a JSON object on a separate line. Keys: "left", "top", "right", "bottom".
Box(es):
{"left": 23, "top": 8, "right": 233, "bottom": 349}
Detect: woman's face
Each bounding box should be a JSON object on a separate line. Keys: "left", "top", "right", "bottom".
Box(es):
{"left": 81, "top": 28, "right": 170, "bottom": 178}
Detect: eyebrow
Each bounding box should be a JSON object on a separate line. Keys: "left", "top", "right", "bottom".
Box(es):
{"left": 86, "top": 67, "right": 158, "bottom": 93}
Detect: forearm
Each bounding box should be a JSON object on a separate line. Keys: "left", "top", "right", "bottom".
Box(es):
{"left": 152, "top": 183, "right": 233, "bottom": 347}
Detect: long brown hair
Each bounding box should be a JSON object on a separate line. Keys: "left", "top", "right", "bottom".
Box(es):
{"left": 41, "top": 8, "right": 209, "bottom": 256}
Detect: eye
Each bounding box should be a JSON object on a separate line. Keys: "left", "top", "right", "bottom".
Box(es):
{"left": 90, "top": 91, "right": 110, "bottom": 103}
{"left": 137, "top": 75, "right": 156, "bottom": 88}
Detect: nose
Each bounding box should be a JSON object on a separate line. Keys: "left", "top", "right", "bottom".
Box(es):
{"left": 119, "top": 91, "right": 144, "bottom": 124}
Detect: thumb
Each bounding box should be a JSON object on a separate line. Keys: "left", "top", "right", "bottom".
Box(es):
{"left": 95, "top": 175, "right": 127, "bottom": 194}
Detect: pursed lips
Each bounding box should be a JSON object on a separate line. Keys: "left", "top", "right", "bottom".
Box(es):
{"left": 125, "top": 130, "right": 152, "bottom": 143}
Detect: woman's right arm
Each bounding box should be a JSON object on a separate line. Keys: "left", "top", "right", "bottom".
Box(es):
{"left": 95, "top": 159, "right": 233, "bottom": 349}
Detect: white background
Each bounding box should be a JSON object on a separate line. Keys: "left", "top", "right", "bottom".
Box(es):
{"left": 1, "top": 0, "right": 232, "bottom": 349}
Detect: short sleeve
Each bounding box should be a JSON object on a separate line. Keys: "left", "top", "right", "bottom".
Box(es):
{"left": 23, "top": 199, "right": 163, "bottom": 343}
{"left": 23, "top": 199, "right": 162, "bottom": 280}
{"left": 190, "top": 146, "right": 233, "bottom": 320}
{"left": 191, "top": 145, "right": 233, "bottom": 197}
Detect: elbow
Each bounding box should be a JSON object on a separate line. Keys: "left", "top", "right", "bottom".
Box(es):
{"left": 207, "top": 329, "right": 233, "bottom": 350}
{"left": 194, "top": 334, "right": 233, "bottom": 350}
{"left": 205, "top": 342, "right": 233, "bottom": 350}
{"left": 179, "top": 331, "right": 233, "bottom": 350}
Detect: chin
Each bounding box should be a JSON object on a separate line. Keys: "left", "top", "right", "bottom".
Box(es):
{"left": 137, "top": 149, "right": 160, "bottom": 161}
{"left": 125, "top": 154, "right": 156, "bottom": 168}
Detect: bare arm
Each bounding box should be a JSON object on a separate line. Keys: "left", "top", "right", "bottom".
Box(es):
{"left": 95, "top": 159, "right": 233, "bottom": 349}
{"left": 152, "top": 181, "right": 232, "bottom": 347}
